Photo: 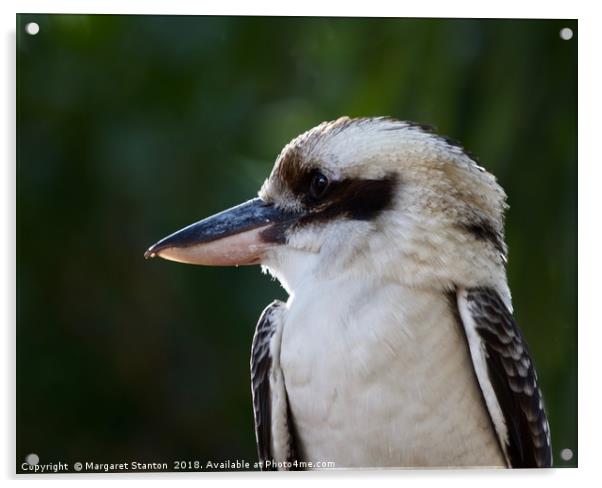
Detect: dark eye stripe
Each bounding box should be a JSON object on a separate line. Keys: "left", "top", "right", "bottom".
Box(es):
{"left": 260, "top": 174, "right": 398, "bottom": 244}
{"left": 273, "top": 148, "right": 398, "bottom": 226}
{"left": 301, "top": 173, "right": 398, "bottom": 223}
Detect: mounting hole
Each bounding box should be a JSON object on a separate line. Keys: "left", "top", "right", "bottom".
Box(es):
{"left": 559, "top": 27, "right": 573, "bottom": 41}
{"left": 25, "top": 453, "right": 39, "bottom": 466}
{"left": 560, "top": 448, "right": 574, "bottom": 461}
{"left": 25, "top": 22, "right": 40, "bottom": 36}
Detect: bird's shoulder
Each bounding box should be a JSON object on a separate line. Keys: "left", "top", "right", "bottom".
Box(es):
{"left": 454, "top": 286, "right": 553, "bottom": 468}
{"left": 251, "top": 300, "right": 284, "bottom": 372}
{"left": 250, "top": 300, "right": 299, "bottom": 471}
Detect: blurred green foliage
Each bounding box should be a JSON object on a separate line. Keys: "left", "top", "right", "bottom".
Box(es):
{"left": 17, "top": 15, "right": 577, "bottom": 470}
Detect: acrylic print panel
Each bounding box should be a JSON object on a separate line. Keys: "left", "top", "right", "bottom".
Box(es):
{"left": 16, "top": 14, "right": 577, "bottom": 473}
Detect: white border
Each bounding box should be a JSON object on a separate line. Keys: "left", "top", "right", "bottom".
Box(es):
{"left": 4, "top": 0, "right": 582, "bottom": 17}
{"left": 2, "top": 1, "right": 597, "bottom": 487}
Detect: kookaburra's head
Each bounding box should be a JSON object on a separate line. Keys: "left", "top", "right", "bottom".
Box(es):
{"left": 146, "top": 117, "right": 509, "bottom": 296}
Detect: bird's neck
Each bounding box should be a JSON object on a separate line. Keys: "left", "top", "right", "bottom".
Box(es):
{"left": 263, "top": 246, "right": 378, "bottom": 299}
{"left": 264, "top": 232, "right": 511, "bottom": 305}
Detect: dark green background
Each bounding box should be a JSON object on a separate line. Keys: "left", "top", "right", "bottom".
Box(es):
{"left": 17, "top": 15, "right": 577, "bottom": 471}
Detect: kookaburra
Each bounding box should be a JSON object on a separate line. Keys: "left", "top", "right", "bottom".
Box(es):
{"left": 145, "top": 117, "right": 552, "bottom": 469}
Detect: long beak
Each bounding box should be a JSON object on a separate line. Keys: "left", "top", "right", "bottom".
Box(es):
{"left": 144, "top": 198, "right": 299, "bottom": 266}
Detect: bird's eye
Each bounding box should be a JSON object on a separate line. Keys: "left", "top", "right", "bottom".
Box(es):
{"left": 309, "top": 172, "right": 330, "bottom": 200}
